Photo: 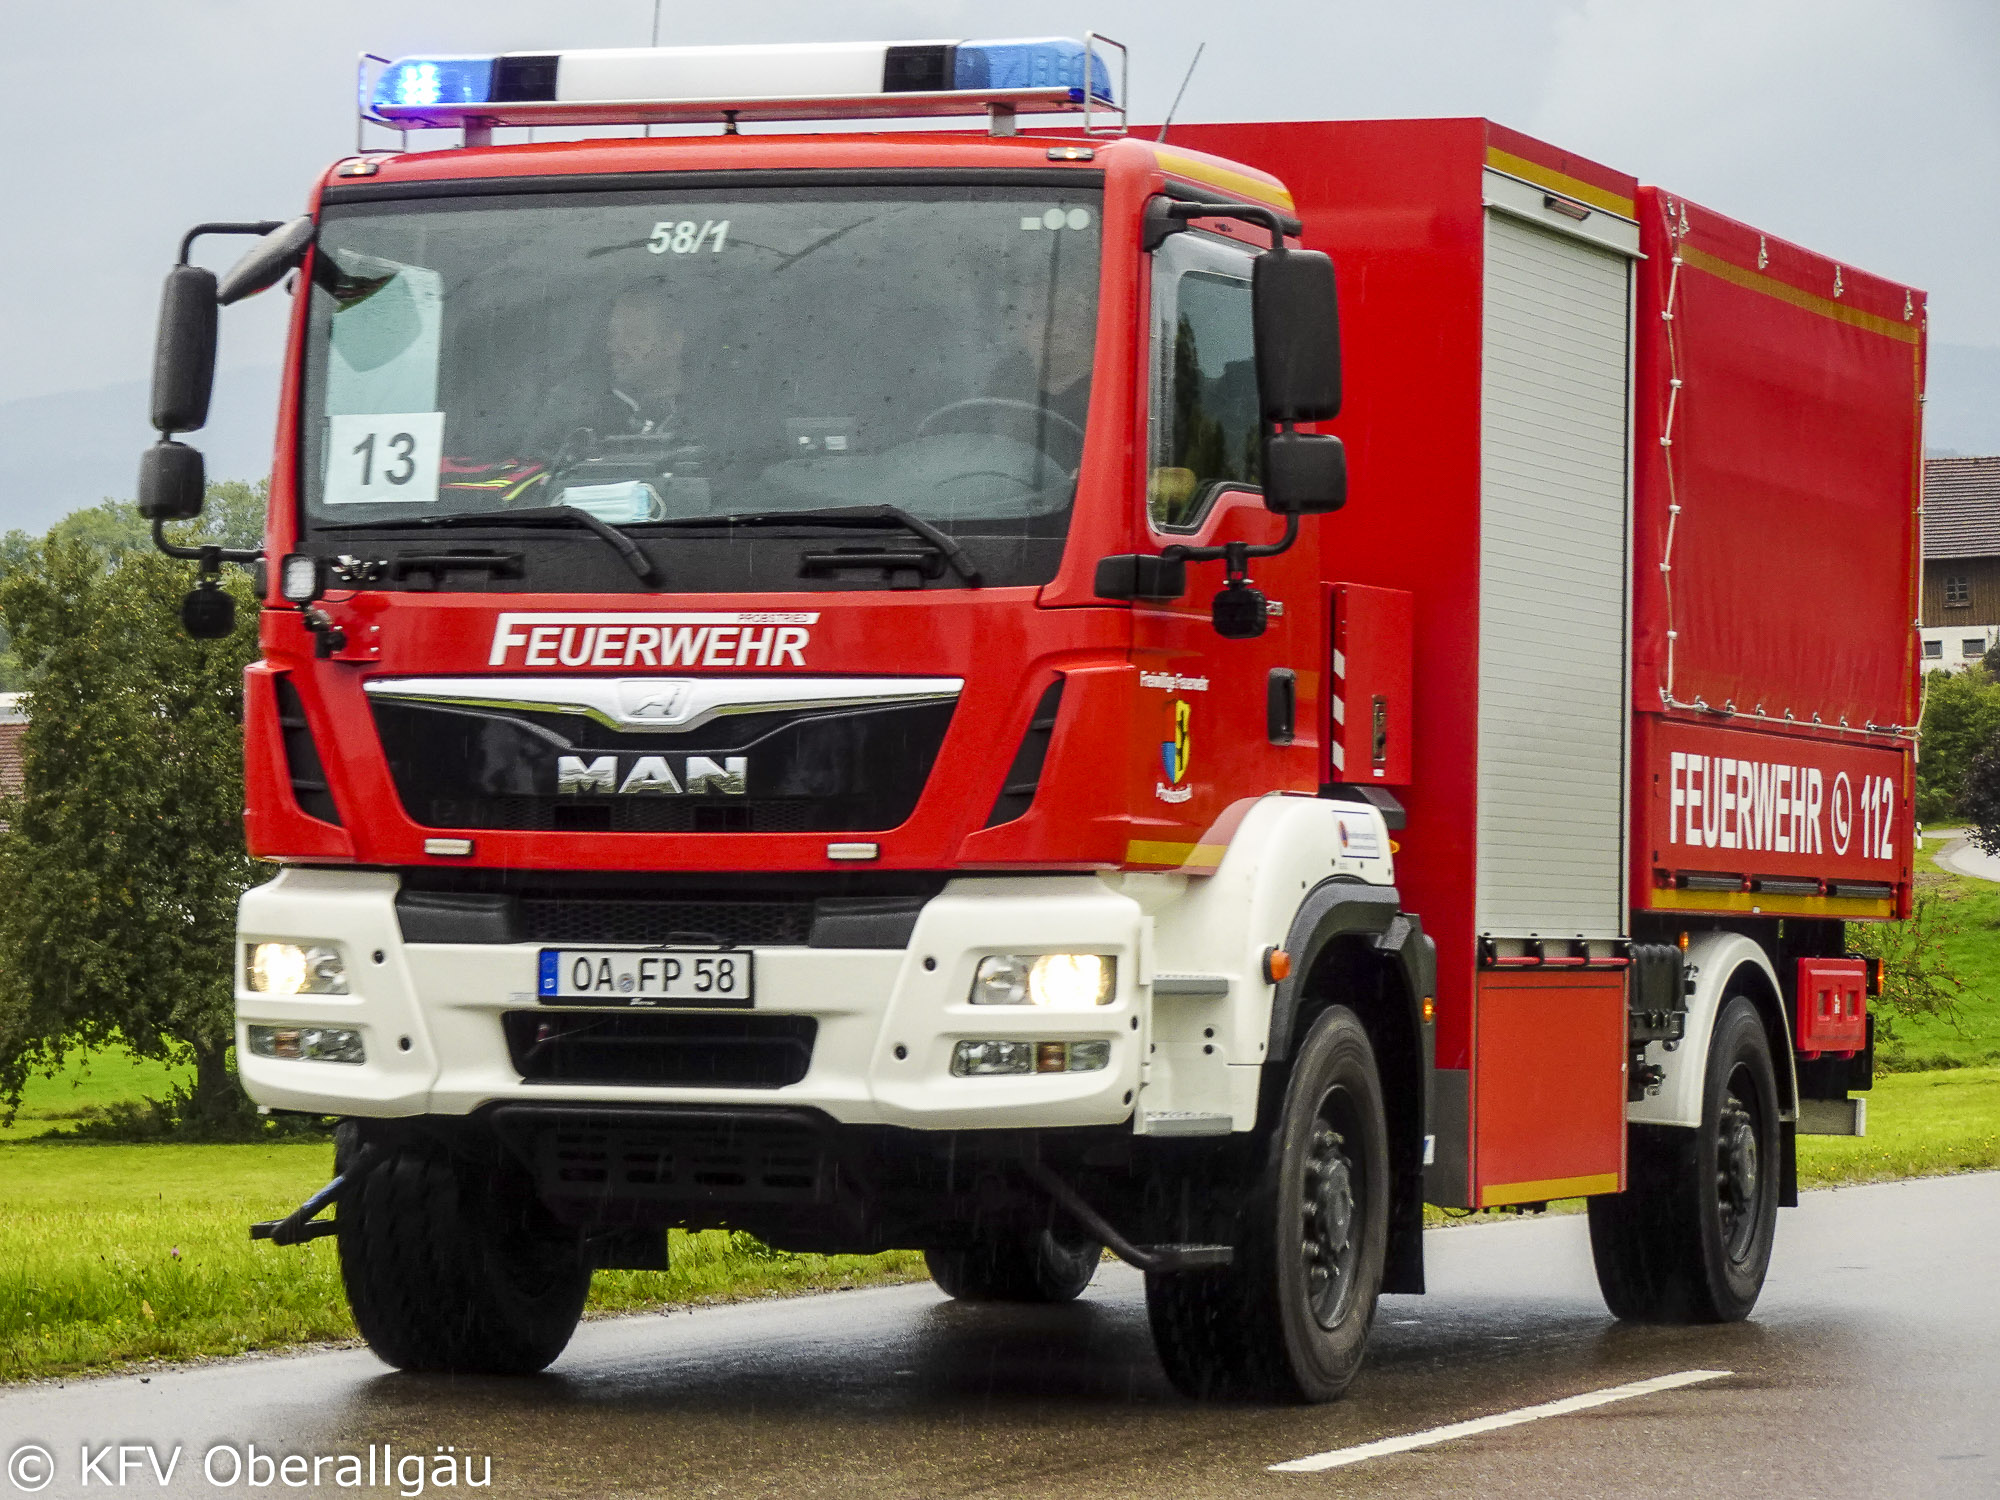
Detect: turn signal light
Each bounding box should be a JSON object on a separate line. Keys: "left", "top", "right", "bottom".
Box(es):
{"left": 1263, "top": 947, "right": 1292, "bottom": 983}
{"left": 951, "top": 1039, "right": 1110, "bottom": 1076}
{"left": 247, "top": 1024, "right": 366, "bottom": 1064}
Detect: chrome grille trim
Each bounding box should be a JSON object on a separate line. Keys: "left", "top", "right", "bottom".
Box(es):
{"left": 362, "top": 675, "right": 963, "bottom": 735}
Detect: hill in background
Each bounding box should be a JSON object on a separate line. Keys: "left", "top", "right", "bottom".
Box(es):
{"left": 0, "top": 366, "right": 276, "bottom": 538}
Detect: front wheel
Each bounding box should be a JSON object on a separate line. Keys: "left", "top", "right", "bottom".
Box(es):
{"left": 1588, "top": 995, "right": 1782, "bottom": 1322}
{"left": 337, "top": 1132, "right": 592, "bottom": 1374}
{"left": 1145, "top": 1005, "right": 1389, "bottom": 1402}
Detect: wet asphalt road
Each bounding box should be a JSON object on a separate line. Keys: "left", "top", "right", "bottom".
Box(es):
{"left": 3, "top": 1173, "right": 1997, "bottom": 1499}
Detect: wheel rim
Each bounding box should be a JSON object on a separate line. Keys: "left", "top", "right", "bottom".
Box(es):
{"left": 1301, "top": 1088, "right": 1363, "bottom": 1329}
{"left": 1715, "top": 1064, "right": 1763, "bottom": 1264}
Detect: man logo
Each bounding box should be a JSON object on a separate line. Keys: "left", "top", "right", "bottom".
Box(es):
{"left": 617, "top": 680, "right": 692, "bottom": 721}
{"left": 556, "top": 754, "right": 748, "bottom": 796}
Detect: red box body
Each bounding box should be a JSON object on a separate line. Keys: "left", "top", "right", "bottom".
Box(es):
{"left": 1796, "top": 958, "right": 1869, "bottom": 1058}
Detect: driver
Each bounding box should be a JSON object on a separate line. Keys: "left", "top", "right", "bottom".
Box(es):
{"left": 603, "top": 283, "right": 690, "bottom": 436}
{"left": 957, "top": 271, "right": 1096, "bottom": 461}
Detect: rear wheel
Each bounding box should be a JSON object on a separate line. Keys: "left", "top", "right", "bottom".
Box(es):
{"left": 1145, "top": 1005, "right": 1389, "bottom": 1402}
{"left": 925, "top": 1227, "right": 1102, "bottom": 1303}
{"left": 1588, "top": 995, "right": 1782, "bottom": 1322}
{"left": 337, "top": 1131, "right": 592, "bottom": 1373}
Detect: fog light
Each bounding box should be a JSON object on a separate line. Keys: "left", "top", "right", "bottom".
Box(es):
{"left": 952, "top": 1040, "right": 1033, "bottom": 1076}
{"left": 970, "top": 953, "right": 1115, "bottom": 1007}
{"left": 246, "top": 942, "right": 348, "bottom": 996}
{"left": 247, "top": 1024, "right": 366, "bottom": 1064}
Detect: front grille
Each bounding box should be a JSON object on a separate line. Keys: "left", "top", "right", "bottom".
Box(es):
{"left": 503, "top": 1011, "right": 816, "bottom": 1088}
{"left": 371, "top": 695, "right": 955, "bottom": 833}
{"left": 503, "top": 1110, "right": 831, "bottom": 1208}
{"left": 518, "top": 897, "right": 812, "bottom": 947}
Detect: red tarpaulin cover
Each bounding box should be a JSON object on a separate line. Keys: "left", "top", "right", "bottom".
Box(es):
{"left": 1631, "top": 188, "right": 1925, "bottom": 733}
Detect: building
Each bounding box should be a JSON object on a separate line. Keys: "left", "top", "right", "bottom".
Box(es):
{"left": 1920, "top": 455, "right": 2000, "bottom": 671}
{"left": 0, "top": 692, "right": 22, "bottom": 808}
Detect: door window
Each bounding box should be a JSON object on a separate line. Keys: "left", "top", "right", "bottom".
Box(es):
{"left": 1148, "top": 231, "right": 1261, "bottom": 530}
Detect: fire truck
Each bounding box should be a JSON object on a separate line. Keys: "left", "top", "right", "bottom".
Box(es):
{"left": 140, "top": 36, "right": 1920, "bottom": 1402}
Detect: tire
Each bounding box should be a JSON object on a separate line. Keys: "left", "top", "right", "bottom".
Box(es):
{"left": 1588, "top": 995, "right": 1782, "bottom": 1323}
{"left": 1145, "top": 1005, "right": 1390, "bottom": 1402}
{"left": 925, "top": 1227, "right": 1102, "bottom": 1303}
{"left": 337, "top": 1133, "right": 592, "bottom": 1374}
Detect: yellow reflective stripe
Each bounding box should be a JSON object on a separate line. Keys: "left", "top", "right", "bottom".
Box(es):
{"left": 1155, "top": 148, "right": 1295, "bottom": 212}
{"left": 1124, "top": 839, "right": 1228, "bottom": 871}
{"left": 1678, "top": 245, "right": 1920, "bottom": 345}
{"left": 1647, "top": 887, "right": 1895, "bottom": 920}
{"left": 1485, "top": 146, "right": 1635, "bottom": 218}
{"left": 1480, "top": 1172, "right": 1620, "bottom": 1207}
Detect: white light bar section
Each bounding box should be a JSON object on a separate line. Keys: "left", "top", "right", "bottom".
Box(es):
{"left": 559, "top": 43, "right": 915, "bottom": 105}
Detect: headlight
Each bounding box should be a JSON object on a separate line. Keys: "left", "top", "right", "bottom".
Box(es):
{"left": 246, "top": 942, "right": 348, "bottom": 996}
{"left": 970, "top": 953, "right": 1115, "bottom": 1007}
{"left": 247, "top": 1024, "right": 366, "bottom": 1064}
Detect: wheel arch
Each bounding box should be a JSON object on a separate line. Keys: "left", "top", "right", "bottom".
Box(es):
{"left": 1628, "top": 931, "right": 1797, "bottom": 1130}
{"left": 1268, "top": 881, "right": 1436, "bottom": 1294}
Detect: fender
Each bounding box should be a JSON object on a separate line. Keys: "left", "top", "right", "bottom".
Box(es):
{"left": 1267, "top": 884, "right": 1435, "bottom": 1067}
{"left": 1626, "top": 930, "right": 1797, "bottom": 1130}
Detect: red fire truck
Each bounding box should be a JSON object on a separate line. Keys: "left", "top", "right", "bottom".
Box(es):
{"left": 139, "top": 36, "right": 1919, "bottom": 1401}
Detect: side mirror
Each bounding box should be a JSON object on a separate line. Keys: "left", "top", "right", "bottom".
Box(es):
{"left": 137, "top": 440, "right": 207, "bottom": 521}
{"left": 1252, "top": 248, "right": 1341, "bottom": 423}
{"left": 1262, "top": 430, "right": 1347, "bottom": 516}
{"left": 150, "top": 264, "right": 219, "bottom": 434}
{"left": 218, "top": 215, "right": 314, "bottom": 306}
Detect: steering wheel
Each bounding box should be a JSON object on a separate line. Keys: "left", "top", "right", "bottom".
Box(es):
{"left": 916, "top": 397, "right": 1086, "bottom": 451}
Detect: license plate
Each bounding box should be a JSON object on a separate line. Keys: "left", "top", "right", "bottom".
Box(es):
{"left": 537, "top": 949, "right": 754, "bottom": 1007}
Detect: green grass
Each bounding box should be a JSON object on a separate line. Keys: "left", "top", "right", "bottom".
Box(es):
{"left": 0, "top": 1140, "right": 923, "bottom": 1383}
{"left": 1878, "top": 837, "right": 2000, "bottom": 1069}
{"left": 0, "top": 1045, "right": 193, "bottom": 1139}
{"left": 1798, "top": 1065, "right": 2000, "bottom": 1186}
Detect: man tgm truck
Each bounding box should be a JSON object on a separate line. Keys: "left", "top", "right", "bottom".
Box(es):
{"left": 139, "top": 36, "right": 1917, "bottom": 1400}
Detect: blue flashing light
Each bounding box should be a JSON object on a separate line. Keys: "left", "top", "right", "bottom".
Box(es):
{"left": 955, "top": 38, "right": 1114, "bottom": 104}
{"left": 373, "top": 56, "right": 495, "bottom": 114}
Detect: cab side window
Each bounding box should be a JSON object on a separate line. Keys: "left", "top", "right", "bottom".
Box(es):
{"left": 1148, "top": 232, "right": 1261, "bottom": 530}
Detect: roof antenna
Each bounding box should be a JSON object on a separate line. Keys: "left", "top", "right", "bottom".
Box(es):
{"left": 644, "top": 0, "right": 663, "bottom": 139}
{"left": 1156, "top": 42, "right": 1205, "bottom": 143}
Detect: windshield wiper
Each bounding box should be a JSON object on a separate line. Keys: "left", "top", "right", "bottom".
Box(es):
{"left": 635, "top": 505, "right": 982, "bottom": 586}
{"left": 320, "top": 506, "right": 658, "bottom": 583}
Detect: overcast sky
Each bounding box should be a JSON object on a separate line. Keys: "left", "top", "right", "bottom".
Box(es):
{"left": 6, "top": 0, "right": 1996, "bottom": 410}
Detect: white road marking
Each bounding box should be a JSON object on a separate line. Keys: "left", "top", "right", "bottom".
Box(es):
{"left": 1269, "top": 1368, "right": 1733, "bottom": 1473}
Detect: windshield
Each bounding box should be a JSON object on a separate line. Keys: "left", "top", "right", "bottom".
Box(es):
{"left": 300, "top": 183, "right": 1102, "bottom": 590}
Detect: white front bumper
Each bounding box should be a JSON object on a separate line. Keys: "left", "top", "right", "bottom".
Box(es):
{"left": 236, "top": 868, "right": 1146, "bottom": 1130}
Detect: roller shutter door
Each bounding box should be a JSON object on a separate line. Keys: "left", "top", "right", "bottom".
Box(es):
{"left": 1477, "top": 211, "right": 1632, "bottom": 937}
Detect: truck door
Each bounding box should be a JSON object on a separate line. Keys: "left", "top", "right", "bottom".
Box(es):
{"left": 1128, "top": 225, "right": 1320, "bottom": 867}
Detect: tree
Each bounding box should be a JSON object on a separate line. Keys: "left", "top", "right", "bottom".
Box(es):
{"left": 1962, "top": 736, "right": 2000, "bottom": 857}
{"left": 0, "top": 484, "right": 265, "bottom": 1126}
{"left": 1915, "top": 666, "right": 2000, "bottom": 824}
{"left": 1847, "top": 887, "right": 1967, "bottom": 1043}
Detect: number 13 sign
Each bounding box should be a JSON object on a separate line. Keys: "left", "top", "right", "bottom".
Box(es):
{"left": 324, "top": 412, "right": 445, "bottom": 505}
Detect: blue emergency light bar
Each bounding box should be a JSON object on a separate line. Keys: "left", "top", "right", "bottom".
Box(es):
{"left": 367, "top": 36, "right": 1121, "bottom": 131}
